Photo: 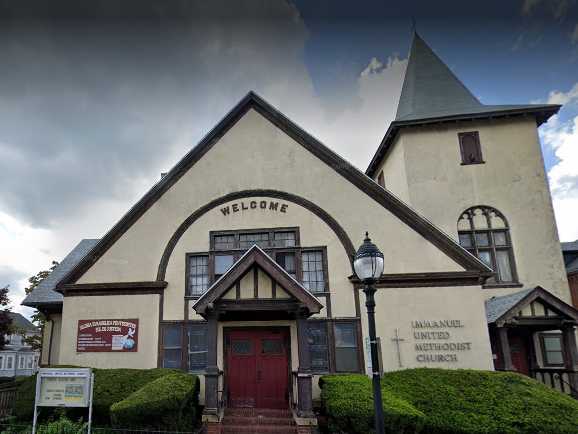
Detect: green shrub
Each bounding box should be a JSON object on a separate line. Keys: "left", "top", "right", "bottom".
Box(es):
{"left": 91, "top": 368, "right": 181, "bottom": 424}
{"left": 320, "top": 374, "right": 424, "bottom": 434}
{"left": 37, "top": 417, "right": 86, "bottom": 434}
{"left": 381, "top": 368, "right": 578, "bottom": 434}
{"left": 321, "top": 369, "right": 578, "bottom": 434}
{"left": 110, "top": 372, "right": 199, "bottom": 430}
{"left": 13, "top": 367, "right": 182, "bottom": 425}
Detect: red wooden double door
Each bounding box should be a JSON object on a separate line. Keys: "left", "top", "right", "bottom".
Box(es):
{"left": 226, "top": 328, "right": 290, "bottom": 409}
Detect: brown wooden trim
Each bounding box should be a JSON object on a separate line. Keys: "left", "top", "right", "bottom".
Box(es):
{"left": 272, "top": 279, "right": 277, "bottom": 299}
{"left": 483, "top": 283, "right": 524, "bottom": 289}
{"left": 235, "top": 280, "right": 241, "bottom": 300}
{"left": 354, "top": 285, "right": 361, "bottom": 318}
{"left": 217, "top": 299, "right": 300, "bottom": 312}
{"left": 157, "top": 292, "right": 164, "bottom": 368}
{"left": 349, "top": 271, "right": 486, "bottom": 288}
{"left": 47, "top": 318, "right": 54, "bottom": 365}
{"left": 64, "top": 288, "right": 165, "bottom": 297}
{"left": 327, "top": 320, "right": 336, "bottom": 373}
{"left": 193, "top": 246, "right": 323, "bottom": 315}
{"left": 253, "top": 266, "right": 259, "bottom": 298}
{"left": 301, "top": 245, "right": 330, "bottom": 294}
{"left": 497, "top": 286, "right": 578, "bottom": 324}
{"left": 185, "top": 252, "right": 209, "bottom": 297}
{"left": 58, "top": 92, "right": 491, "bottom": 288}
{"left": 539, "top": 332, "right": 565, "bottom": 368}
{"left": 158, "top": 320, "right": 209, "bottom": 371}
{"left": 60, "top": 280, "right": 167, "bottom": 294}
{"left": 356, "top": 318, "right": 365, "bottom": 372}
{"left": 210, "top": 227, "right": 301, "bottom": 250}
{"left": 324, "top": 294, "right": 333, "bottom": 318}
{"left": 458, "top": 131, "right": 484, "bottom": 165}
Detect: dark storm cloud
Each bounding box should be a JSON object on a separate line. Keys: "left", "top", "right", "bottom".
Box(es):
{"left": 0, "top": 0, "right": 311, "bottom": 227}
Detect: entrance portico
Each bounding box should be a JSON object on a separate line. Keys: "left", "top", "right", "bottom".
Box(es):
{"left": 487, "top": 287, "right": 578, "bottom": 397}
{"left": 192, "top": 245, "right": 322, "bottom": 428}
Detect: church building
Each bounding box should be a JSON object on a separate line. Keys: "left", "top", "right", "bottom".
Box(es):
{"left": 23, "top": 33, "right": 578, "bottom": 431}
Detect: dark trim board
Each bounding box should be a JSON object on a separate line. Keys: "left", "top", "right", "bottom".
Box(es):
{"left": 349, "top": 271, "right": 488, "bottom": 288}
{"left": 193, "top": 245, "right": 323, "bottom": 316}
{"left": 57, "top": 92, "right": 491, "bottom": 288}
{"left": 492, "top": 286, "right": 578, "bottom": 326}
{"left": 60, "top": 281, "right": 167, "bottom": 296}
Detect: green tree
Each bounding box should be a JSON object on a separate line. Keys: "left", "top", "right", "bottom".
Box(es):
{"left": 0, "top": 286, "right": 12, "bottom": 350}
{"left": 23, "top": 261, "right": 59, "bottom": 351}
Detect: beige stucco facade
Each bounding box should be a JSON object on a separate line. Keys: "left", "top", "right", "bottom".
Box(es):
{"left": 374, "top": 117, "right": 570, "bottom": 302}
{"left": 59, "top": 294, "right": 160, "bottom": 369}
{"left": 40, "top": 106, "right": 500, "bottom": 403}
{"left": 34, "top": 91, "right": 577, "bottom": 415}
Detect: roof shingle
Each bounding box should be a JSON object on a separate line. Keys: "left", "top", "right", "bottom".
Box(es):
{"left": 21, "top": 239, "right": 100, "bottom": 308}
{"left": 485, "top": 288, "right": 534, "bottom": 323}
{"left": 396, "top": 33, "right": 559, "bottom": 123}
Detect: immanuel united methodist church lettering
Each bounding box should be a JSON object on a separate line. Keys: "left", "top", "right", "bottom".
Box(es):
{"left": 23, "top": 33, "right": 578, "bottom": 432}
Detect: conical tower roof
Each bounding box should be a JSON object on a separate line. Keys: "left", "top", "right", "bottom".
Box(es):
{"left": 394, "top": 32, "right": 558, "bottom": 122}
{"left": 365, "top": 33, "right": 560, "bottom": 176}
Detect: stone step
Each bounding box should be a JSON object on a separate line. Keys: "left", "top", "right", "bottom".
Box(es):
{"left": 222, "top": 424, "right": 298, "bottom": 434}
{"left": 224, "top": 408, "right": 293, "bottom": 418}
{"left": 223, "top": 415, "right": 295, "bottom": 426}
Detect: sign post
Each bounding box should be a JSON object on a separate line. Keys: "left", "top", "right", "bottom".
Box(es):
{"left": 32, "top": 368, "right": 93, "bottom": 434}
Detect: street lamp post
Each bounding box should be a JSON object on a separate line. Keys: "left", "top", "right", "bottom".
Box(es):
{"left": 354, "top": 232, "right": 385, "bottom": 434}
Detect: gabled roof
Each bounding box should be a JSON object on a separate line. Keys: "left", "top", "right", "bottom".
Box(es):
{"left": 57, "top": 91, "right": 491, "bottom": 287}
{"left": 485, "top": 286, "right": 578, "bottom": 324}
{"left": 8, "top": 312, "right": 39, "bottom": 333}
{"left": 561, "top": 241, "right": 578, "bottom": 275}
{"left": 192, "top": 245, "right": 323, "bottom": 315}
{"left": 366, "top": 33, "right": 560, "bottom": 177}
{"left": 21, "top": 239, "right": 100, "bottom": 308}
{"left": 562, "top": 240, "right": 578, "bottom": 252}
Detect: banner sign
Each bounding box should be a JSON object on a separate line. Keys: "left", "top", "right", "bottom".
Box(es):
{"left": 36, "top": 368, "right": 92, "bottom": 408}
{"left": 77, "top": 319, "right": 138, "bottom": 352}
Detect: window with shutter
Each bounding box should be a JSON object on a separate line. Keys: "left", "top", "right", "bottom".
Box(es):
{"left": 458, "top": 131, "right": 484, "bottom": 165}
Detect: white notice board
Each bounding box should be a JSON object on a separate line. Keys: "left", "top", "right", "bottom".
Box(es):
{"left": 36, "top": 368, "right": 92, "bottom": 408}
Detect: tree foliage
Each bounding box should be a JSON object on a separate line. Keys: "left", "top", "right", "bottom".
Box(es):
{"left": 0, "top": 286, "right": 12, "bottom": 350}
{"left": 22, "top": 261, "right": 59, "bottom": 351}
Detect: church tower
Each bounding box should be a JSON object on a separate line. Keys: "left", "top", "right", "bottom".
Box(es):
{"left": 366, "top": 33, "right": 569, "bottom": 301}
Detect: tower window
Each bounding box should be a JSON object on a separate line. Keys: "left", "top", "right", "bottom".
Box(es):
{"left": 458, "top": 206, "right": 518, "bottom": 285}
{"left": 458, "top": 131, "right": 484, "bottom": 165}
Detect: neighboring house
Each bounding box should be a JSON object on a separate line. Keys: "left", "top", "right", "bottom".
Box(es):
{"left": 22, "top": 32, "right": 578, "bottom": 432}
{"left": 0, "top": 312, "right": 40, "bottom": 377}
{"left": 562, "top": 241, "right": 578, "bottom": 308}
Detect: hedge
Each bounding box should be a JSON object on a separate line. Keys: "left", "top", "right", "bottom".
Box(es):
{"left": 110, "top": 372, "right": 199, "bottom": 430}
{"left": 13, "top": 367, "right": 184, "bottom": 425}
{"left": 321, "top": 369, "right": 578, "bottom": 434}
{"left": 381, "top": 368, "right": 578, "bottom": 434}
{"left": 320, "top": 375, "right": 425, "bottom": 434}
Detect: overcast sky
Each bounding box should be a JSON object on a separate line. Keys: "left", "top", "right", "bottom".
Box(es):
{"left": 1, "top": 0, "right": 577, "bottom": 317}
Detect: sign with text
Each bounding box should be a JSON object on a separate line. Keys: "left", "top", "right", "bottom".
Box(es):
{"left": 36, "top": 368, "right": 92, "bottom": 408}
{"left": 411, "top": 319, "right": 472, "bottom": 363}
{"left": 77, "top": 319, "right": 138, "bottom": 352}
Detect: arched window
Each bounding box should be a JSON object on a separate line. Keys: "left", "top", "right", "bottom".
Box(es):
{"left": 457, "top": 206, "right": 518, "bottom": 284}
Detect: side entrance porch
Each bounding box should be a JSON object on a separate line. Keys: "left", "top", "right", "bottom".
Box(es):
{"left": 486, "top": 286, "right": 578, "bottom": 397}
{"left": 192, "top": 245, "right": 324, "bottom": 433}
